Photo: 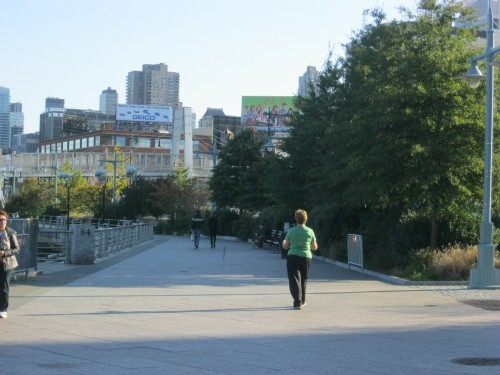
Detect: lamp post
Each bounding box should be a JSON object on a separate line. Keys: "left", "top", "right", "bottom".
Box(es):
{"left": 59, "top": 172, "right": 72, "bottom": 231}
{"left": 98, "top": 152, "right": 122, "bottom": 203}
{"left": 463, "top": 3, "right": 500, "bottom": 288}
{"left": 95, "top": 169, "right": 107, "bottom": 223}
{"left": 126, "top": 165, "right": 137, "bottom": 185}
{"left": 263, "top": 107, "right": 275, "bottom": 153}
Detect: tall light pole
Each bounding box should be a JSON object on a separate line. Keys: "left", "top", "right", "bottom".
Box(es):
{"left": 464, "top": 3, "right": 500, "bottom": 288}
{"left": 98, "top": 152, "right": 122, "bottom": 203}
{"left": 95, "top": 169, "right": 107, "bottom": 222}
{"left": 59, "top": 172, "right": 72, "bottom": 231}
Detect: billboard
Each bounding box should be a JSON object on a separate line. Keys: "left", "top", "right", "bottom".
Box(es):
{"left": 116, "top": 104, "right": 172, "bottom": 123}
{"left": 241, "top": 96, "right": 295, "bottom": 131}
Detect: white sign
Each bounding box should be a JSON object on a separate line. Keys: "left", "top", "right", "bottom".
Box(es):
{"left": 116, "top": 104, "right": 172, "bottom": 123}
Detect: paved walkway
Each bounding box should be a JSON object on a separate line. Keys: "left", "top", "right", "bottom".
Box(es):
{"left": 1, "top": 235, "right": 499, "bottom": 374}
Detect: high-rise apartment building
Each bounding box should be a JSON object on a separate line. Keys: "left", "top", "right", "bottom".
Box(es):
{"left": 298, "top": 66, "right": 319, "bottom": 97}
{"left": 0, "top": 86, "right": 11, "bottom": 152}
{"left": 100, "top": 87, "right": 118, "bottom": 115}
{"left": 126, "top": 63, "right": 180, "bottom": 107}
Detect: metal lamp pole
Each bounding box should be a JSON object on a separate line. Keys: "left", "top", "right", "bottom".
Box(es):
{"left": 98, "top": 152, "right": 121, "bottom": 203}
{"left": 95, "top": 169, "right": 107, "bottom": 223}
{"left": 464, "top": 3, "right": 500, "bottom": 288}
{"left": 59, "top": 172, "right": 72, "bottom": 231}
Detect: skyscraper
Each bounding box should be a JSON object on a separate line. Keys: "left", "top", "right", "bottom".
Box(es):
{"left": 40, "top": 97, "right": 65, "bottom": 141}
{"left": 0, "top": 86, "right": 11, "bottom": 151}
{"left": 100, "top": 87, "right": 118, "bottom": 115}
{"left": 9, "top": 102, "right": 24, "bottom": 141}
{"left": 298, "top": 66, "right": 319, "bottom": 97}
{"left": 126, "top": 63, "right": 180, "bottom": 107}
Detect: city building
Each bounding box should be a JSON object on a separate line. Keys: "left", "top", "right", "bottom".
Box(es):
{"left": 298, "top": 66, "right": 319, "bottom": 97}
{"left": 126, "top": 63, "right": 180, "bottom": 107}
{"left": 9, "top": 102, "right": 24, "bottom": 143}
{"left": 99, "top": 87, "right": 118, "bottom": 115}
{"left": 40, "top": 98, "right": 115, "bottom": 141}
{"left": 198, "top": 108, "right": 225, "bottom": 128}
{"left": 0, "top": 86, "right": 10, "bottom": 153}
{"left": 11, "top": 132, "right": 39, "bottom": 154}
{"left": 464, "top": 0, "right": 500, "bottom": 30}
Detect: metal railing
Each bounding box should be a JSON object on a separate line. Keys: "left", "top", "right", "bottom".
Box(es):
{"left": 37, "top": 216, "right": 155, "bottom": 263}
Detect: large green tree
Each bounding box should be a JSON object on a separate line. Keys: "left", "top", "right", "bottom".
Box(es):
{"left": 269, "top": 1, "right": 493, "bottom": 264}
{"left": 209, "top": 129, "right": 270, "bottom": 214}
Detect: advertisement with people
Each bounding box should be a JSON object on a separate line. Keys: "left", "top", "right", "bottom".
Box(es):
{"left": 241, "top": 96, "right": 295, "bottom": 131}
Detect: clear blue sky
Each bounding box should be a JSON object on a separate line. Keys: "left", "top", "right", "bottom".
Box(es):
{"left": 0, "top": 0, "right": 417, "bottom": 133}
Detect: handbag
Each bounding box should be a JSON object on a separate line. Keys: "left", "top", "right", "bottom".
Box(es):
{"left": 2, "top": 255, "right": 18, "bottom": 271}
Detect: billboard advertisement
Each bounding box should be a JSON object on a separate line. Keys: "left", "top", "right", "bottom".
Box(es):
{"left": 241, "top": 96, "right": 295, "bottom": 131}
{"left": 116, "top": 104, "right": 172, "bottom": 123}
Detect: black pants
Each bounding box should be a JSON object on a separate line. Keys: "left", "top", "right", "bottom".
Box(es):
{"left": 287, "top": 255, "right": 311, "bottom": 307}
{"left": 0, "top": 268, "right": 13, "bottom": 312}
{"left": 210, "top": 233, "right": 217, "bottom": 247}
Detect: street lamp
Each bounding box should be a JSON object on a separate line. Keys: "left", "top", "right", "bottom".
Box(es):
{"left": 463, "top": 4, "right": 500, "bottom": 288}
{"left": 126, "top": 165, "right": 137, "bottom": 185}
{"left": 59, "top": 172, "right": 72, "bottom": 231}
{"left": 95, "top": 169, "right": 107, "bottom": 222}
{"left": 98, "top": 152, "right": 122, "bottom": 203}
{"left": 263, "top": 107, "right": 276, "bottom": 153}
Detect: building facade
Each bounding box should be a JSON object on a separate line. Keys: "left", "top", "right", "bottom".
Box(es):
{"left": 9, "top": 102, "right": 24, "bottom": 142}
{"left": 298, "top": 66, "right": 319, "bottom": 97}
{"left": 99, "top": 87, "right": 118, "bottom": 115}
{"left": 126, "top": 63, "right": 180, "bottom": 107}
{"left": 0, "top": 86, "right": 11, "bottom": 152}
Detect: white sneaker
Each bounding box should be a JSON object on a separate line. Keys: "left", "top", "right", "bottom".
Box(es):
{"left": 0, "top": 311, "right": 7, "bottom": 319}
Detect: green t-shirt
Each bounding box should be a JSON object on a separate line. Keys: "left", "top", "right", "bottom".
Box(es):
{"left": 285, "top": 225, "right": 316, "bottom": 258}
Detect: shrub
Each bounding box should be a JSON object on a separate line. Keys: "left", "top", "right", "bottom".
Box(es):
{"left": 429, "top": 244, "right": 477, "bottom": 280}
{"left": 403, "top": 244, "right": 500, "bottom": 281}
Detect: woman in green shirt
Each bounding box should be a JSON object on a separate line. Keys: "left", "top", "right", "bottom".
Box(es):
{"left": 282, "top": 209, "right": 318, "bottom": 310}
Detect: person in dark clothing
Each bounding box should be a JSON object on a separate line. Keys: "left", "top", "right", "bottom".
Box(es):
{"left": 255, "top": 224, "right": 272, "bottom": 248}
{"left": 208, "top": 213, "right": 219, "bottom": 248}
{"left": 191, "top": 210, "right": 204, "bottom": 248}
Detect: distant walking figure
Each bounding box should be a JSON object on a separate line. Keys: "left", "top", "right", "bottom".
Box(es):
{"left": 282, "top": 209, "right": 318, "bottom": 310}
{"left": 208, "top": 213, "right": 219, "bottom": 248}
{"left": 191, "top": 209, "right": 204, "bottom": 249}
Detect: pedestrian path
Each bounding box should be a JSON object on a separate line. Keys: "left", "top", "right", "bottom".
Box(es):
{"left": 2, "top": 235, "right": 499, "bottom": 374}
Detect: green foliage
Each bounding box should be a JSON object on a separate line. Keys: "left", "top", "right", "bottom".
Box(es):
{"left": 5, "top": 177, "right": 54, "bottom": 218}
{"left": 259, "top": 1, "right": 494, "bottom": 273}
{"left": 210, "top": 129, "right": 272, "bottom": 214}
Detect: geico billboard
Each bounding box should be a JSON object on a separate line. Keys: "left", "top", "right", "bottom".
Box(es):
{"left": 116, "top": 104, "right": 172, "bottom": 123}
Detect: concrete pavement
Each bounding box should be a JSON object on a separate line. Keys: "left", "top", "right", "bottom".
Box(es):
{"left": 1, "top": 235, "right": 499, "bottom": 374}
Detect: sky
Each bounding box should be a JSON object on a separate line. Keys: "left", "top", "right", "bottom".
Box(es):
{"left": 0, "top": 0, "right": 419, "bottom": 134}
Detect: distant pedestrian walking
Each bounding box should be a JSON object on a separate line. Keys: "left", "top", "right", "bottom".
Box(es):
{"left": 208, "top": 213, "right": 219, "bottom": 248}
{"left": 282, "top": 209, "right": 318, "bottom": 310}
{"left": 191, "top": 209, "right": 204, "bottom": 249}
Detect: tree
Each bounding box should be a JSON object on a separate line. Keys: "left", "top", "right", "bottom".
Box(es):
{"left": 331, "top": 2, "right": 484, "bottom": 250}
{"left": 209, "top": 129, "right": 270, "bottom": 215}
{"left": 5, "top": 177, "right": 53, "bottom": 218}
{"left": 269, "top": 1, "right": 490, "bottom": 266}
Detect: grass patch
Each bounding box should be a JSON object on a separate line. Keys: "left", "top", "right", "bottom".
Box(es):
{"left": 401, "top": 244, "right": 500, "bottom": 281}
